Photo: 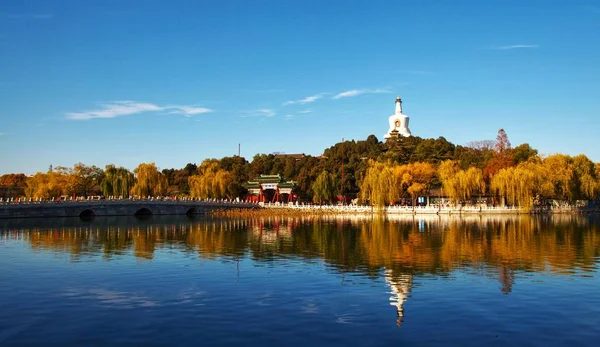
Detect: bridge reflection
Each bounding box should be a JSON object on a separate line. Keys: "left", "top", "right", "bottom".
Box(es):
{"left": 2, "top": 214, "right": 599, "bottom": 326}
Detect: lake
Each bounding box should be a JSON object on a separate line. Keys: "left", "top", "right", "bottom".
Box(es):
{"left": 1, "top": 214, "right": 599, "bottom": 346}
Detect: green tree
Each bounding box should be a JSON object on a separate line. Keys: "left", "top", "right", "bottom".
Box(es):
{"left": 312, "top": 170, "right": 337, "bottom": 204}
{"left": 101, "top": 165, "right": 135, "bottom": 198}
{"left": 512, "top": 143, "right": 538, "bottom": 164}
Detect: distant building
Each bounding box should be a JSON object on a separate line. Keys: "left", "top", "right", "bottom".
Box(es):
{"left": 384, "top": 96, "right": 412, "bottom": 139}
{"left": 244, "top": 174, "right": 296, "bottom": 203}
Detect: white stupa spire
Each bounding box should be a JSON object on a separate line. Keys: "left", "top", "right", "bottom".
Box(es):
{"left": 395, "top": 96, "right": 402, "bottom": 114}
{"left": 384, "top": 96, "right": 411, "bottom": 139}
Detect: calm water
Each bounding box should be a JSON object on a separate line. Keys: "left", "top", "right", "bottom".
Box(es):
{"left": 1, "top": 214, "right": 600, "bottom": 346}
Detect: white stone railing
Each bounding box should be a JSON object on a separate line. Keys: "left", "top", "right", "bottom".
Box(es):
{"left": 0, "top": 196, "right": 257, "bottom": 207}
{"left": 259, "top": 203, "right": 599, "bottom": 214}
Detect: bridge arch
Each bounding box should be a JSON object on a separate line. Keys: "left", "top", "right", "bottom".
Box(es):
{"left": 79, "top": 209, "right": 96, "bottom": 219}
{"left": 134, "top": 207, "right": 153, "bottom": 216}
{"left": 186, "top": 207, "right": 200, "bottom": 216}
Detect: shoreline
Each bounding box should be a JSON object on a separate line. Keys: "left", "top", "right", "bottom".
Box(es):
{"left": 210, "top": 205, "right": 600, "bottom": 217}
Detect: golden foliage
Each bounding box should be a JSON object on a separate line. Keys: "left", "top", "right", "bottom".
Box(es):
{"left": 490, "top": 154, "right": 600, "bottom": 207}
{"left": 188, "top": 159, "right": 235, "bottom": 199}
{"left": 25, "top": 170, "right": 71, "bottom": 198}
{"left": 131, "top": 162, "right": 168, "bottom": 197}
{"left": 360, "top": 161, "right": 436, "bottom": 207}
{"left": 437, "top": 160, "right": 484, "bottom": 204}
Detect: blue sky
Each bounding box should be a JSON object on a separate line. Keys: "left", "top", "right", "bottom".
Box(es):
{"left": 1, "top": 0, "right": 599, "bottom": 174}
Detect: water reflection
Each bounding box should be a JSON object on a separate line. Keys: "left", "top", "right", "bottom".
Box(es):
{"left": 2, "top": 214, "right": 599, "bottom": 327}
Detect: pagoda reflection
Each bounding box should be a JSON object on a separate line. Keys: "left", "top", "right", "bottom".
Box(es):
{"left": 2, "top": 214, "right": 599, "bottom": 327}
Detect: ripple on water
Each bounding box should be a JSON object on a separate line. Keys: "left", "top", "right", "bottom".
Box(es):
{"left": 0, "top": 215, "right": 599, "bottom": 346}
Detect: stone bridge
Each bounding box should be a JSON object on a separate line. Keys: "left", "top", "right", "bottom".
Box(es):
{"left": 0, "top": 200, "right": 258, "bottom": 219}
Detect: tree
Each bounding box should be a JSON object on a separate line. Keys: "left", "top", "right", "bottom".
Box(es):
{"left": 189, "top": 159, "right": 237, "bottom": 199}
{"left": 454, "top": 145, "right": 489, "bottom": 170}
{"left": 512, "top": 143, "right": 538, "bottom": 164}
{"left": 101, "top": 165, "right": 135, "bottom": 198}
{"left": 467, "top": 140, "right": 495, "bottom": 151}
{"left": 398, "top": 162, "right": 436, "bottom": 205}
{"left": 360, "top": 161, "right": 398, "bottom": 207}
{"left": 0, "top": 173, "right": 27, "bottom": 198}
{"left": 219, "top": 156, "right": 249, "bottom": 198}
{"left": 542, "top": 154, "right": 574, "bottom": 201}
{"left": 70, "top": 163, "right": 104, "bottom": 197}
{"left": 25, "top": 170, "right": 70, "bottom": 199}
{"left": 491, "top": 163, "right": 542, "bottom": 208}
{"left": 162, "top": 163, "right": 199, "bottom": 195}
{"left": 438, "top": 160, "right": 461, "bottom": 204}
{"left": 571, "top": 154, "right": 598, "bottom": 200}
{"left": 131, "top": 163, "right": 168, "bottom": 197}
{"left": 438, "top": 160, "right": 485, "bottom": 205}
{"left": 494, "top": 129, "right": 512, "bottom": 153}
{"left": 312, "top": 170, "right": 337, "bottom": 204}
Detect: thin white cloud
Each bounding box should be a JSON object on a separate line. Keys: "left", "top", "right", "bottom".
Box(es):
{"left": 332, "top": 88, "right": 391, "bottom": 99}
{"left": 284, "top": 114, "right": 295, "bottom": 120}
{"left": 486, "top": 44, "right": 539, "bottom": 50}
{"left": 283, "top": 93, "right": 326, "bottom": 106}
{"left": 66, "top": 101, "right": 213, "bottom": 120}
{"left": 0, "top": 13, "right": 53, "bottom": 19}
{"left": 297, "top": 109, "right": 313, "bottom": 114}
{"left": 241, "top": 109, "right": 276, "bottom": 118}
{"left": 256, "top": 108, "right": 276, "bottom": 117}
{"left": 167, "top": 105, "right": 213, "bottom": 116}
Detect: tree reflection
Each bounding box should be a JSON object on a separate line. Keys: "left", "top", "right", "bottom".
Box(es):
{"left": 2, "top": 214, "right": 599, "bottom": 327}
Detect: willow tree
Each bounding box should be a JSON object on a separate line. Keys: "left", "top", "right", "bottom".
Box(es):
{"left": 542, "top": 154, "right": 574, "bottom": 201}
{"left": 312, "top": 170, "right": 337, "bottom": 204}
{"left": 572, "top": 154, "right": 598, "bottom": 200}
{"left": 360, "top": 161, "right": 399, "bottom": 207}
{"left": 101, "top": 165, "right": 135, "bottom": 198}
{"left": 437, "top": 160, "right": 461, "bottom": 204}
{"left": 188, "top": 159, "right": 235, "bottom": 199}
{"left": 131, "top": 163, "right": 168, "bottom": 197}
{"left": 596, "top": 163, "right": 600, "bottom": 197}
{"left": 438, "top": 160, "right": 485, "bottom": 205}
{"left": 457, "top": 167, "right": 485, "bottom": 202}
{"left": 491, "top": 161, "right": 548, "bottom": 208}
{"left": 491, "top": 167, "right": 525, "bottom": 207}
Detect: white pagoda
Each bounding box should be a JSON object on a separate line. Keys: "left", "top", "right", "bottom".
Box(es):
{"left": 384, "top": 96, "right": 411, "bottom": 139}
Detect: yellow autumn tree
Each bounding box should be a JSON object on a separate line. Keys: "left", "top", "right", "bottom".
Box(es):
{"left": 399, "top": 162, "right": 436, "bottom": 205}
{"left": 188, "top": 159, "right": 235, "bottom": 199}
{"left": 572, "top": 154, "right": 598, "bottom": 200}
{"left": 360, "top": 161, "right": 399, "bottom": 207}
{"left": 437, "top": 160, "right": 484, "bottom": 205}
{"left": 542, "top": 154, "right": 574, "bottom": 201}
{"left": 25, "top": 169, "right": 71, "bottom": 199}
{"left": 130, "top": 162, "right": 168, "bottom": 197}
{"left": 437, "top": 160, "right": 460, "bottom": 204}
